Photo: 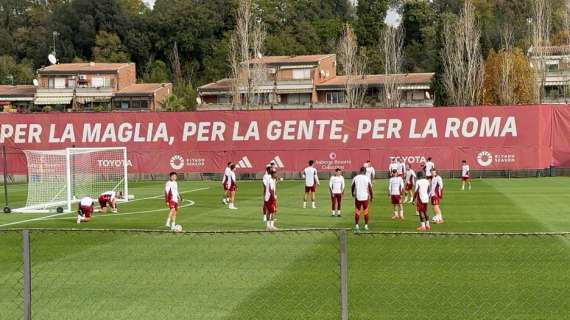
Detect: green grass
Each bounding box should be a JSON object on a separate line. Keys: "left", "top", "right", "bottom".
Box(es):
{"left": 1, "top": 178, "right": 570, "bottom": 319}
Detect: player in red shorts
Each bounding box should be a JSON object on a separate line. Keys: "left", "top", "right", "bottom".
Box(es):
{"left": 98, "top": 191, "right": 123, "bottom": 213}
{"left": 352, "top": 167, "right": 373, "bottom": 232}
{"left": 77, "top": 196, "right": 94, "bottom": 224}
{"left": 302, "top": 160, "right": 319, "bottom": 209}
{"left": 461, "top": 160, "right": 471, "bottom": 191}
{"left": 388, "top": 169, "right": 405, "bottom": 220}
{"left": 225, "top": 164, "right": 238, "bottom": 210}
{"left": 396, "top": 158, "right": 405, "bottom": 177}
{"left": 404, "top": 164, "right": 416, "bottom": 203}
{"left": 329, "top": 168, "right": 345, "bottom": 217}
{"left": 414, "top": 171, "right": 431, "bottom": 231}
{"left": 263, "top": 167, "right": 278, "bottom": 231}
{"left": 164, "top": 171, "right": 181, "bottom": 230}
{"left": 222, "top": 161, "right": 232, "bottom": 204}
{"left": 430, "top": 169, "right": 444, "bottom": 224}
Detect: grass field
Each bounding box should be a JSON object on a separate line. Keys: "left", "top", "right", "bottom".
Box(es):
{"left": 1, "top": 177, "right": 570, "bottom": 319}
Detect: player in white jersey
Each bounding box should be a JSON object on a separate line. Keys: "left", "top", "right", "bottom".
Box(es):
{"left": 222, "top": 162, "right": 232, "bottom": 204}
{"left": 388, "top": 170, "right": 405, "bottom": 220}
{"left": 423, "top": 157, "right": 435, "bottom": 179}
{"left": 364, "top": 160, "right": 376, "bottom": 184}
{"left": 352, "top": 167, "right": 373, "bottom": 232}
{"left": 98, "top": 191, "right": 122, "bottom": 214}
{"left": 302, "top": 160, "right": 319, "bottom": 209}
{"left": 165, "top": 171, "right": 181, "bottom": 230}
{"left": 461, "top": 160, "right": 471, "bottom": 191}
{"left": 77, "top": 196, "right": 94, "bottom": 224}
{"left": 388, "top": 158, "right": 399, "bottom": 177}
{"left": 404, "top": 164, "right": 416, "bottom": 203}
{"left": 329, "top": 168, "right": 345, "bottom": 217}
{"left": 263, "top": 167, "right": 278, "bottom": 231}
{"left": 430, "top": 169, "right": 444, "bottom": 224}
{"left": 261, "top": 164, "right": 274, "bottom": 222}
{"left": 396, "top": 158, "right": 405, "bottom": 177}
{"left": 413, "top": 171, "right": 431, "bottom": 231}
{"left": 225, "top": 164, "right": 238, "bottom": 210}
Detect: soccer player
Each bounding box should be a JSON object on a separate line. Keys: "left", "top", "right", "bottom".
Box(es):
{"left": 264, "top": 167, "right": 278, "bottom": 231}
{"left": 352, "top": 167, "right": 373, "bottom": 232}
{"left": 302, "top": 160, "right": 319, "bottom": 209}
{"left": 461, "top": 160, "right": 471, "bottom": 191}
{"left": 98, "top": 191, "right": 122, "bottom": 213}
{"left": 364, "top": 160, "right": 376, "bottom": 184}
{"left": 388, "top": 170, "right": 405, "bottom": 220}
{"left": 430, "top": 169, "right": 444, "bottom": 224}
{"left": 414, "top": 171, "right": 431, "bottom": 231}
{"left": 225, "top": 164, "right": 238, "bottom": 210}
{"left": 404, "top": 164, "right": 416, "bottom": 203}
{"left": 329, "top": 168, "right": 345, "bottom": 217}
{"left": 77, "top": 196, "right": 94, "bottom": 224}
{"left": 222, "top": 161, "right": 232, "bottom": 204}
{"left": 396, "top": 158, "right": 405, "bottom": 177}
{"left": 388, "top": 158, "right": 399, "bottom": 176}
{"left": 165, "top": 171, "right": 181, "bottom": 230}
{"left": 423, "top": 157, "right": 435, "bottom": 179}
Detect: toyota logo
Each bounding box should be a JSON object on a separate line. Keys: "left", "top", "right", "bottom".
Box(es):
{"left": 329, "top": 152, "right": 337, "bottom": 160}
{"left": 477, "top": 151, "right": 493, "bottom": 167}
{"left": 170, "top": 155, "right": 185, "bottom": 170}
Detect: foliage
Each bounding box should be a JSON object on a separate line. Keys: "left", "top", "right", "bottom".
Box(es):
{"left": 0, "top": 55, "right": 34, "bottom": 85}
{"left": 143, "top": 60, "right": 170, "bottom": 83}
{"left": 92, "top": 31, "right": 130, "bottom": 62}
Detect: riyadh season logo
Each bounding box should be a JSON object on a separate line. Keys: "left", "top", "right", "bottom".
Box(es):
{"left": 477, "top": 151, "right": 493, "bottom": 167}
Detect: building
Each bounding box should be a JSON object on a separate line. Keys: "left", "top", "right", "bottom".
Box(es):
{"left": 197, "top": 54, "right": 434, "bottom": 109}
{"left": 0, "top": 85, "right": 36, "bottom": 112}
{"left": 528, "top": 45, "right": 570, "bottom": 104}
{"left": 1, "top": 62, "right": 173, "bottom": 113}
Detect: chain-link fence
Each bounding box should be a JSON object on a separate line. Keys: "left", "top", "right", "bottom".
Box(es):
{"left": 1, "top": 229, "right": 570, "bottom": 319}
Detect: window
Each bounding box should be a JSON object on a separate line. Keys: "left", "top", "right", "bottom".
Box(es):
{"left": 68, "top": 79, "right": 76, "bottom": 88}
{"left": 547, "top": 63, "right": 559, "bottom": 72}
{"left": 287, "top": 93, "right": 310, "bottom": 105}
{"left": 48, "top": 77, "right": 55, "bottom": 88}
{"left": 217, "top": 96, "right": 231, "bottom": 104}
{"left": 91, "top": 77, "right": 105, "bottom": 88}
{"left": 292, "top": 68, "right": 311, "bottom": 80}
{"left": 325, "top": 91, "right": 345, "bottom": 104}
{"left": 54, "top": 78, "right": 66, "bottom": 89}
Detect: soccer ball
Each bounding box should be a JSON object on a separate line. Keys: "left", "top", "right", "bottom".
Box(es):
{"left": 174, "top": 224, "right": 183, "bottom": 232}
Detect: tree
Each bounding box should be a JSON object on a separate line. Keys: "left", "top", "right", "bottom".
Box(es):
{"left": 441, "top": 0, "right": 484, "bottom": 106}
{"left": 355, "top": 0, "right": 389, "bottom": 74}
{"left": 0, "top": 55, "right": 34, "bottom": 85}
{"left": 92, "top": 31, "right": 130, "bottom": 62}
{"left": 531, "top": 0, "right": 553, "bottom": 103}
{"left": 337, "top": 23, "right": 367, "bottom": 108}
{"left": 143, "top": 60, "right": 170, "bottom": 83}
{"left": 379, "top": 24, "right": 404, "bottom": 108}
{"left": 402, "top": 0, "right": 438, "bottom": 72}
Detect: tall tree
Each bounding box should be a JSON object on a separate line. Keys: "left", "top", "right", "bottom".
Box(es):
{"left": 379, "top": 24, "right": 404, "bottom": 108}
{"left": 337, "top": 23, "right": 367, "bottom": 108}
{"left": 355, "top": 0, "right": 389, "bottom": 74}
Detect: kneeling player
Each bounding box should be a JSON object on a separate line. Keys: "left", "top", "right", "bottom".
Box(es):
{"left": 414, "top": 171, "right": 431, "bottom": 231}
{"left": 264, "top": 167, "right": 278, "bottom": 231}
{"left": 98, "top": 191, "right": 122, "bottom": 213}
{"left": 388, "top": 170, "right": 405, "bottom": 220}
{"left": 352, "top": 167, "right": 373, "bottom": 232}
{"left": 329, "top": 168, "right": 345, "bottom": 217}
{"left": 430, "top": 169, "right": 444, "bottom": 224}
{"left": 77, "top": 196, "right": 94, "bottom": 224}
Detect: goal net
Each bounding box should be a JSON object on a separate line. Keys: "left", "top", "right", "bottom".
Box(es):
{"left": 14, "top": 147, "right": 129, "bottom": 213}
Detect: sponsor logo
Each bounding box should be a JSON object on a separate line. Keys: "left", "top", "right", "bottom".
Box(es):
{"left": 329, "top": 152, "right": 337, "bottom": 160}
{"left": 316, "top": 154, "right": 352, "bottom": 170}
{"left": 236, "top": 156, "right": 253, "bottom": 169}
{"left": 389, "top": 156, "right": 427, "bottom": 164}
{"left": 170, "top": 155, "right": 185, "bottom": 170}
{"left": 269, "top": 156, "right": 285, "bottom": 168}
{"left": 477, "top": 151, "right": 516, "bottom": 167}
{"left": 97, "top": 159, "right": 133, "bottom": 168}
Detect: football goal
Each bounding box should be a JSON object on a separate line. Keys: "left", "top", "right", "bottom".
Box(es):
{"left": 13, "top": 147, "right": 129, "bottom": 213}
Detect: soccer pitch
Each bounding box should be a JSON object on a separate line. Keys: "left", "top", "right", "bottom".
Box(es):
{"left": 1, "top": 177, "right": 570, "bottom": 319}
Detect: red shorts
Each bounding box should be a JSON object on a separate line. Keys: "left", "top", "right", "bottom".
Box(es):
{"left": 168, "top": 200, "right": 178, "bottom": 210}
{"left": 305, "top": 185, "right": 316, "bottom": 193}
{"left": 223, "top": 182, "right": 229, "bottom": 191}
{"left": 79, "top": 205, "right": 93, "bottom": 218}
{"left": 416, "top": 201, "right": 428, "bottom": 213}
{"left": 390, "top": 195, "right": 402, "bottom": 205}
{"left": 405, "top": 182, "right": 413, "bottom": 191}
{"left": 264, "top": 200, "right": 277, "bottom": 214}
{"left": 98, "top": 196, "right": 109, "bottom": 208}
{"left": 354, "top": 200, "right": 369, "bottom": 211}
{"left": 227, "top": 182, "right": 237, "bottom": 192}
{"left": 431, "top": 196, "right": 441, "bottom": 206}
{"left": 462, "top": 176, "right": 470, "bottom": 181}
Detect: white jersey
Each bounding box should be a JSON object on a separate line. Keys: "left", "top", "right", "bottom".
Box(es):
{"left": 303, "top": 166, "right": 319, "bottom": 187}
{"left": 388, "top": 162, "right": 398, "bottom": 173}
{"left": 352, "top": 174, "right": 371, "bottom": 201}
{"left": 430, "top": 175, "right": 444, "bottom": 197}
{"left": 462, "top": 164, "right": 470, "bottom": 177}
{"left": 165, "top": 180, "right": 180, "bottom": 203}
{"left": 388, "top": 176, "right": 404, "bottom": 195}
{"left": 396, "top": 163, "right": 405, "bottom": 175}
{"left": 80, "top": 197, "right": 94, "bottom": 207}
{"left": 264, "top": 177, "right": 276, "bottom": 201}
{"left": 100, "top": 191, "right": 116, "bottom": 201}
{"left": 329, "top": 176, "right": 345, "bottom": 194}
{"left": 223, "top": 167, "right": 231, "bottom": 183}
{"left": 415, "top": 179, "right": 430, "bottom": 203}
{"left": 425, "top": 161, "right": 435, "bottom": 177}
{"left": 225, "top": 171, "right": 236, "bottom": 188}
{"left": 405, "top": 169, "right": 416, "bottom": 184}
{"left": 365, "top": 166, "right": 376, "bottom": 181}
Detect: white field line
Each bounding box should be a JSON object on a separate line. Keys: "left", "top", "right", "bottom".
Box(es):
{"left": 0, "top": 187, "right": 208, "bottom": 228}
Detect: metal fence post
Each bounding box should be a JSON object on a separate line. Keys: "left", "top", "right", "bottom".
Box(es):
{"left": 22, "top": 230, "right": 32, "bottom": 320}
{"left": 339, "top": 229, "right": 348, "bottom": 320}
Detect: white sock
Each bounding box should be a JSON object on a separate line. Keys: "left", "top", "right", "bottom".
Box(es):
{"left": 426, "top": 221, "right": 430, "bottom": 227}
{"left": 399, "top": 210, "right": 404, "bottom": 217}
{"left": 337, "top": 210, "right": 341, "bottom": 215}
{"left": 166, "top": 218, "right": 171, "bottom": 226}
{"left": 421, "top": 222, "right": 426, "bottom": 227}
{"left": 331, "top": 210, "right": 335, "bottom": 216}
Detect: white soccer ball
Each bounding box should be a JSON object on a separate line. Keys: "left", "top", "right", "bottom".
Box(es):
{"left": 174, "top": 224, "right": 183, "bottom": 232}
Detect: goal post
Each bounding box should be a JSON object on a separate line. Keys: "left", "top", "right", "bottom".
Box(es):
{"left": 13, "top": 147, "right": 129, "bottom": 213}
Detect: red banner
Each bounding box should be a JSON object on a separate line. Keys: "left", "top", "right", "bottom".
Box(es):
{"left": 0, "top": 105, "right": 568, "bottom": 174}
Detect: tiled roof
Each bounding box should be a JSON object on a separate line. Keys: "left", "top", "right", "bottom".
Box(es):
{"left": 198, "top": 79, "right": 234, "bottom": 91}
{"left": 115, "top": 83, "right": 172, "bottom": 96}
{"left": 317, "top": 73, "right": 434, "bottom": 88}
{"left": 528, "top": 45, "right": 570, "bottom": 56}
{"left": 0, "top": 85, "right": 36, "bottom": 97}
{"left": 38, "top": 63, "right": 133, "bottom": 73}
{"left": 244, "top": 54, "right": 335, "bottom": 65}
